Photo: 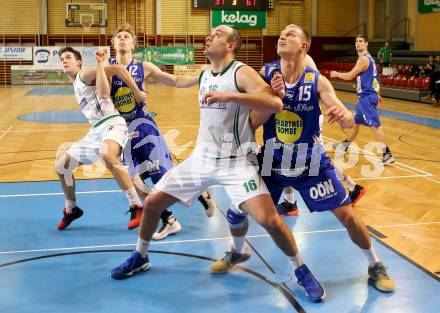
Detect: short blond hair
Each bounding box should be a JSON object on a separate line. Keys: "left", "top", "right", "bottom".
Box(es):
{"left": 111, "top": 24, "right": 137, "bottom": 47}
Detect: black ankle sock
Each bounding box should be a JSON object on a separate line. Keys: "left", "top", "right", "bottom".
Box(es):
{"left": 161, "top": 210, "right": 172, "bottom": 221}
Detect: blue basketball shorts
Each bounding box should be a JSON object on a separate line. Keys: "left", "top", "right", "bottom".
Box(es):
{"left": 354, "top": 93, "right": 381, "bottom": 127}
{"left": 260, "top": 154, "right": 351, "bottom": 212}
{"left": 123, "top": 114, "right": 173, "bottom": 184}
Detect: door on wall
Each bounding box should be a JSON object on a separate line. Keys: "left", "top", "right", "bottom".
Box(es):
{"left": 374, "top": 0, "right": 408, "bottom": 40}
{"left": 374, "top": 0, "right": 386, "bottom": 39}
{"left": 389, "top": 0, "right": 408, "bottom": 41}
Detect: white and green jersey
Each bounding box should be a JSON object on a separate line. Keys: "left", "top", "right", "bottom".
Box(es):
{"left": 73, "top": 71, "right": 120, "bottom": 126}
{"left": 194, "top": 60, "right": 256, "bottom": 158}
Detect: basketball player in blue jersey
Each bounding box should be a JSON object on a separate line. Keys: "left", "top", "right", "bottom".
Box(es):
{"left": 274, "top": 54, "right": 366, "bottom": 216}
{"left": 110, "top": 24, "right": 216, "bottom": 238}
{"left": 330, "top": 35, "right": 395, "bottom": 165}
{"left": 56, "top": 47, "right": 145, "bottom": 230}
{"left": 251, "top": 24, "right": 395, "bottom": 293}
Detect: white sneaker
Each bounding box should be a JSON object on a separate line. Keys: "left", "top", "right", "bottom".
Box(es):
{"left": 152, "top": 216, "right": 182, "bottom": 240}
{"left": 198, "top": 191, "right": 216, "bottom": 217}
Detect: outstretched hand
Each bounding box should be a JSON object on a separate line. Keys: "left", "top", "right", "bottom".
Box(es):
{"left": 378, "top": 94, "right": 383, "bottom": 108}
{"left": 201, "top": 91, "right": 230, "bottom": 105}
{"left": 326, "top": 105, "right": 353, "bottom": 128}
{"left": 95, "top": 49, "right": 108, "bottom": 63}
{"left": 271, "top": 71, "right": 286, "bottom": 99}
{"left": 135, "top": 90, "right": 148, "bottom": 103}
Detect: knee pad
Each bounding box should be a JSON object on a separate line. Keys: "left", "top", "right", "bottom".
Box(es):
{"left": 227, "top": 208, "right": 247, "bottom": 229}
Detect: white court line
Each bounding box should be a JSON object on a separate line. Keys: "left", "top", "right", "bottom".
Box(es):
{"left": 0, "top": 126, "right": 13, "bottom": 141}
{"left": 0, "top": 125, "right": 198, "bottom": 133}
{"left": 323, "top": 135, "right": 433, "bottom": 177}
{"left": 322, "top": 135, "right": 440, "bottom": 183}
{"left": 0, "top": 189, "right": 121, "bottom": 198}
{"left": 353, "top": 174, "right": 431, "bottom": 181}
{"left": 0, "top": 221, "right": 439, "bottom": 255}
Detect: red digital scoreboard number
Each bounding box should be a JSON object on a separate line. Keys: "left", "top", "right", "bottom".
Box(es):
{"left": 193, "top": 0, "right": 275, "bottom": 11}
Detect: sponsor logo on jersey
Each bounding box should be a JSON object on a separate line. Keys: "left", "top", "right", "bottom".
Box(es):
{"left": 294, "top": 103, "right": 314, "bottom": 112}
{"left": 275, "top": 110, "right": 303, "bottom": 143}
{"left": 114, "top": 87, "right": 136, "bottom": 113}
{"left": 272, "top": 166, "right": 307, "bottom": 177}
{"left": 304, "top": 72, "right": 315, "bottom": 83}
{"left": 309, "top": 179, "right": 337, "bottom": 200}
{"left": 285, "top": 92, "right": 295, "bottom": 100}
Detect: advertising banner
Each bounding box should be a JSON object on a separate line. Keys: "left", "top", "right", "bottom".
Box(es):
{"left": 0, "top": 47, "right": 33, "bottom": 61}
{"left": 33, "top": 46, "right": 110, "bottom": 67}
{"left": 134, "top": 46, "right": 195, "bottom": 65}
{"left": 211, "top": 10, "right": 266, "bottom": 28}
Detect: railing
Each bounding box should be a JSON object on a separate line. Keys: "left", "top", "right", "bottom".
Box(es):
{"left": 342, "top": 23, "right": 367, "bottom": 37}
{"left": 390, "top": 17, "right": 409, "bottom": 42}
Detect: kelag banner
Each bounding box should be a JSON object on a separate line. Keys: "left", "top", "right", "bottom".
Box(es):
{"left": 133, "top": 46, "right": 195, "bottom": 65}
{"left": 211, "top": 10, "right": 266, "bottom": 28}
{"left": 418, "top": 0, "right": 440, "bottom": 13}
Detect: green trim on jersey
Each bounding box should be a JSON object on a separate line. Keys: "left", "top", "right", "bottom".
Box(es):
{"left": 77, "top": 71, "right": 94, "bottom": 86}
{"left": 233, "top": 106, "right": 242, "bottom": 152}
{"left": 198, "top": 69, "right": 206, "bottom": 85}
{"left": 234, "top": 64, "right": 245, "bottom": 92}
{"left": 92, "top": 114, "right": 120, "bottom": 128}
{"left": 220, "top": 60, "right": 236, "bottom": 76}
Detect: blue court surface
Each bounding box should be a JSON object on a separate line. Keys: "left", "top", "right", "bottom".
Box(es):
{"left": 0, "top": 179, "right": 438, "bottom": 313}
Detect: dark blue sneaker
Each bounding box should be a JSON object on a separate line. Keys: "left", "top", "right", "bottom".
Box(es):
{"left": 110, "top": 251, "right": 151, "bottom": 280}
{"left": 294, "top": 264, "right": 326, "bottom": 302}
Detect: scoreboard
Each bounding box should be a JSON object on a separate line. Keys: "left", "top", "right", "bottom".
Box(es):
{"left": 193, "top": 0, "right": 275, "bottom": 11}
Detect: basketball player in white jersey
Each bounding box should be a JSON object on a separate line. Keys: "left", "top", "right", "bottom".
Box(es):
{"left": 110, "top": 25, "right": 330, "bottom": 302}
{"left": 109, "top": 24, "right": 216, "bottom": 239}
{"left": 55, "top": 47, "right": 145, "bottom": 230}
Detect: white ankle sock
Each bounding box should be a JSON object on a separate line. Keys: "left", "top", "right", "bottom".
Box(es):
{"left": 285, "top": 192, "right": 296, "bottom": 204}
{"left": 65, "top": 200, "right": 77, "bottom": 213}
{"left": 344, "top": 175, "right": 356, "bottom": 191}
{"left": 125, "top": 187, "right": 142, "bottom": 207}
{"left": 362, "top": 247, "right": 380, "bottom": 267}
{"left": 232, "top": 236, "right": 246, "bottom": 253}
{"left": 290, "top": 252, "right": 304, "bottom": 269}
{"left": 136, "top": 237, "right": 150, "bottom": 258}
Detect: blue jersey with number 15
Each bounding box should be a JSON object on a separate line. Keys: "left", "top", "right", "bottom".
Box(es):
{"left": 261, "top": 60, "right": 323, "bottom": 170}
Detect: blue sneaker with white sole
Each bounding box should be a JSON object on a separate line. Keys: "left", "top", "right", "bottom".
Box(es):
{"left": 110, "top": 251, "right": 151, "bottom": 280}
{"left": 294, "top": 264, "right": 326, "bottom": 302}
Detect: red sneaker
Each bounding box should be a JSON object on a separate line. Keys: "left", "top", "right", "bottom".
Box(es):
{"left": 57, "top": 207, "right": 83, "bottom": 230}
{"left": 128, "top": 205, "right": 142, "bottom": 230}
{"left": 349, "top": 185, "right": 366, "bottom": 206}
{"left": 276, "top": 200, "right": 299, "bottom": 216}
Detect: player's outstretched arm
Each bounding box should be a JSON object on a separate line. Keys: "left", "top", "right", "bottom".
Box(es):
{"left": 318, "top": 75, "right": 354, "bottom": 128}
{"left": 330, "top": 56, "right": 368, "bottom": 81}
{"left": 95, "top": 49, "right": 110, "bottom": 100}
{"left": 105, "top": 64, "right": 147, "bottom": 103}
{"left": 143, "top": 62, "right": 198, "bottom": 88}
{"left": 202, "top": 66, "right": 283, "bottom": 113}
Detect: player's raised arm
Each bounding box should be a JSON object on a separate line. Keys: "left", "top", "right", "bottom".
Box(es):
{"left": 143, "top": 62, "right": 199, "bottom": 88}
{"left": 202, "top": 66, "right": 283, "bottom": 113}
{"left": 249, "top": 69, "right": 285, "bottom": 129}
{"left": 95, "top": 49, "right": 111, "bottom": 100}
{"left": 105, "top": 63, "right": 147, "bottom": 103}
{"left": 318, "top": 75, "right": 354, "bottom": 128}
